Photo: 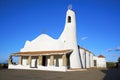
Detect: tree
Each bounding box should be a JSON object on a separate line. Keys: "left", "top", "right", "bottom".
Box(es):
{"left": 118, "top": 57, "right": 120, "bottom": 63}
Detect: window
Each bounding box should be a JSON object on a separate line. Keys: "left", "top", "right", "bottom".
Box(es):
{"left": 68, "top": 16, "right": 71, "bottom": 23}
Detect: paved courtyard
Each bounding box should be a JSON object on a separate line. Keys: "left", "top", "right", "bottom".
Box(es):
{"left": 0, "top": 68, "right": 120, "bottom": 80}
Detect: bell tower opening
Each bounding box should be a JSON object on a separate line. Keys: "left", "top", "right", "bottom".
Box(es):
{"left": 68, "top": 16, "right": 71, "bottom": 23}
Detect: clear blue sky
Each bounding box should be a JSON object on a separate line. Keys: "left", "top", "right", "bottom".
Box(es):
{"left": 0, "top": 0, "right": 120, "bottom": 63}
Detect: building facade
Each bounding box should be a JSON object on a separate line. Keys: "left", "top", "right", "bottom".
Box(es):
{"left": 8, "top": 7, "right": 106, "bottom": 71}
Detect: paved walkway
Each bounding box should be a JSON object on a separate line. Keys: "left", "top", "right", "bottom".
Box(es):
{"left": 0, "top": 68, "right": 120, "bottom": 80}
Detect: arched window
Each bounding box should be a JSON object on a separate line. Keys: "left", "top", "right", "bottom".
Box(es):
{"left": 68, "top": 16, "right": 71, "bottom": 23}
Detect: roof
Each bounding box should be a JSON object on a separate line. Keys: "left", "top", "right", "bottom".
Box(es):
{"left": 98, "top": 55, "right": 105, "bottom": 58}
{"left": 10, "top": 49, "right": 73, "bottom": 56}
{"left": 78, "top": 45, "right": 90, "bottom": 52}
{"left": 78, "top": 45, "right": 95, "bottom": 55}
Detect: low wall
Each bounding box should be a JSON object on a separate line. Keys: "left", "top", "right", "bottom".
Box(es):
{"left": 8, "top": 64, "right": 67, "bottom": 72}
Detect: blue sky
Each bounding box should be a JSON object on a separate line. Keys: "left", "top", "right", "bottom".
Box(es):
{"left": 0, "top": 0, "right": 120, "bottom": 63}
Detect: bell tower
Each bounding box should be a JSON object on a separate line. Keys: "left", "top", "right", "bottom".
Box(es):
{"left": 59, "top": 5, "right": 81, "bottom": 68}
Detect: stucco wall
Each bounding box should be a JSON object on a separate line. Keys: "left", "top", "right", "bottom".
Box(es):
{"left": 86, "top": 51, "right": 90, "bottom": 68}
{"left": 90, "top": 53, "right": 94, "bottom": 67}
{"left": 97, "top": 58, "right": 106, "bottom": 68}
{"left": 21, "top": 34, "right": 64, "bottom": 52}
{"left": 79, "top": 48, "right": 86, "bottom": 68}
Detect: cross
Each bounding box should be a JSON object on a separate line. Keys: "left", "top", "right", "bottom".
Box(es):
{"left": 68, "top": 4, "right": 72, "bottom": 10}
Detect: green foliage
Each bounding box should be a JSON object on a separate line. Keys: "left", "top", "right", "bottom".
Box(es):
{"left": 106, "top": 62, "right": 116, "bottom": 68}
{"left": 118, "top": 57, "right": 120, "bottom": 63}
{"left": 0, "top": 63, "right": 8, "bottom": 69}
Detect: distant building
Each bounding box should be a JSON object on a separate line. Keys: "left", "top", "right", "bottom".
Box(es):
{"left": 8, "top": 7, "right": 106, "bottom": 71}
{"left": 96, "top": 55, "right": 106, "bottom": 68}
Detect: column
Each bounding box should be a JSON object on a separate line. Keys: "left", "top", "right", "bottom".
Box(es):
{"left": 19, "top": 56, "right": 22, "bottom": 65}
{"left": 38, "top": 55, "right": 43, "bottom": 66}
{"left": 27, "top": 56, "right": 31, "bottom": 65}
{"left": 8, "top": 56, "right": 12, "bottom": 64}
{"left": 62, "top": 54, "right": 67, "bottom": 66}
{"left": 49, "top": 55, "right": 54, "bottom": 66}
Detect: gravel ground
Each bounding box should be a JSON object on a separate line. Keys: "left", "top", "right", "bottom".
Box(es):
{"left": 0, "top": 68, "right": 120, "bottom": 80}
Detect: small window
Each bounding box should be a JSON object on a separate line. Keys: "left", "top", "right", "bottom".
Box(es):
{"left": 68, "top": 16, "right": 71, "bottom": 23}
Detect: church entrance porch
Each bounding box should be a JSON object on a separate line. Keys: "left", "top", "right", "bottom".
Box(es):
{"left": 8, "top": 49, "right": 72, "bottom": 72}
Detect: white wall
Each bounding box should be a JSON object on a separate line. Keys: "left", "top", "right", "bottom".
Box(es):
{"left": 97, "top": 58, "right": 106, "bottom": 68}
{"left": 86, "top": 51, "right": 90, "bottom": 68}
{"left": 90, "top": 53, "right": 94, "bottom": 67}
{"left": 22, "top": 56, "right": 28, "bottom": 66}
{"left": 93, "top": 56, "right": 106, "bottom": 68}
{"left": 8, "top": 64, "right": 67, "bottom": 72}
{"left": 79, "top": 48, "right": 97, "bottom": 68}
{"left": 20, "top": 34, "right": 64, "bottom": 52}
{"left": 79, "top": 48, "right": 86, "bottom": 68}
{"left": 59, "top": 9, "right": 81, "bottom": 68}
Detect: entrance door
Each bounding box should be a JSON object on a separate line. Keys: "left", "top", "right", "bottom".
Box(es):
{"left": 67, "top": 55, "right": 70, "bottom": 69}
{"left": 94, "top": 60, "right": 97, "bottom": 67}
{"left": 42, "top": 56, "right": 46, "bottom": 66}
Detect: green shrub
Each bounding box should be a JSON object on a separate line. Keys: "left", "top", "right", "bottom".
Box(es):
{"left": 106, "top": 62, "right": 116, "bottom": 68}
{"left": 118, "top": 57, "right": 120, "bottom": 63}
{"left": 0, "top": 64, "right": 4, "bottom": 68}
{"left": 0, "top": 63, "right": 8, "bottom": 69}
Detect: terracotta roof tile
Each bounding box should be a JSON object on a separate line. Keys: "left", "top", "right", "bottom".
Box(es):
{"left": 98, "top": 55, "right": 105, "bottom": 58}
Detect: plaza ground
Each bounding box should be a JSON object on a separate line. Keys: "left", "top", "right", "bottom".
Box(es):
{"left": 0, "top": 68, "right": 120, "bottom": 80}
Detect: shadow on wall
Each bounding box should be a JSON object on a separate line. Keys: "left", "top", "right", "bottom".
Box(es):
{"left": 101, "top": 68, "right": 120, "bottom": 80}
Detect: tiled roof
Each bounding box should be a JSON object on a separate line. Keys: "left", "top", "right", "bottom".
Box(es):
{"left": 98, "top": 55, "right": 105, "bottom": 58}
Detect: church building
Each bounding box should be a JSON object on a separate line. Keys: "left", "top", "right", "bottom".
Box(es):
{"left": 8, "top": 7, "right": 106, "bottom": 71}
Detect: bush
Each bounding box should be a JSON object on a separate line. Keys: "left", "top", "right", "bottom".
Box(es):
{"left": 0, "top": 64, "right": 4, "bottom": 68}
{"left": 106, "top": 62, "right": 116, "bottom": 68}
{"left": 0, "top": 63, "right": 8, "bottom": 69}
{"left": 118, "top": 57, "right": 120, "bottom": 63}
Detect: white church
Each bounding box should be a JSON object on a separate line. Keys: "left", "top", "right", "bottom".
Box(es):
{"left": 8, "top": 7, "right": 106, "bottom": 71}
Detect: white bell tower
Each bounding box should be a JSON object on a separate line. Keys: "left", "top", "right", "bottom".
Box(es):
{"left": 59, "top": 5, "right": 81, "bottom": 68}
